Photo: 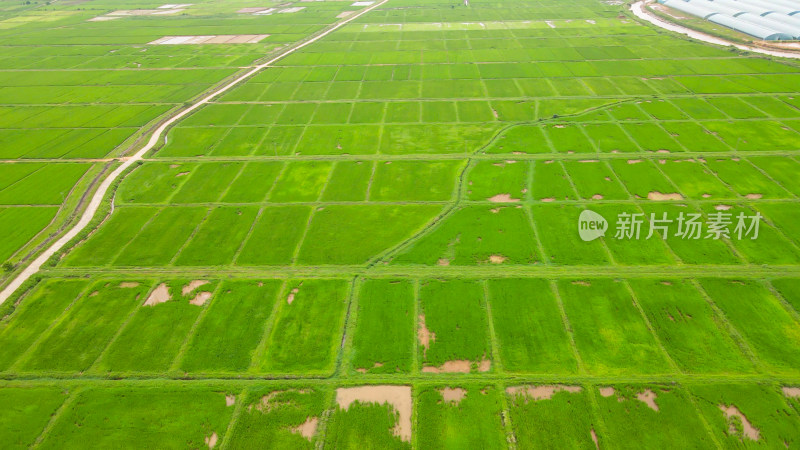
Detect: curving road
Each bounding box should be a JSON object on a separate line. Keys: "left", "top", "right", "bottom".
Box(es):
{"left": 0, "top": 0, "right": 389, "bottom": 304}
{"left": 631, "top": 0, "right": 800, "bottom": 60}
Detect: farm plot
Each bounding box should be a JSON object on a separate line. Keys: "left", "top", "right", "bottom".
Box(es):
{"left": 391, "top": 206, "right": 540, "bottom": 266}
{"left": 506, "top": 385, "right": 596, "bottom": 448}
{"left": 0, "top": 387, "right": 68, "bottom": 449}
{"left": 350, "top": 279, "right": 415, "bottom": 374}
{"left": 15, "top": 280, "right": 150, "bottom": 373}
{"left": 0, "top": 206, "right": 58, "bottom": 263}
{"left": 699, "top": 279, "right": 800, "bottom": 374}
{"left": 227, "top": 386, "right": 328, "bottom": 449}
{"left": 629, "top": 279, "right": 753, "bottom": 373}
{"left": 595, "top": 385, "right": 715, "bottom": 448}
{"left": 93, "top": 279, "right": 219, "bottom": 373}
{"left": 486, "top": 279, "right": 578, "bottom": 373}
{"left": 416, "top": 384, "right": 507, "bottom": 449}
{"left": 690, "top": 383, "right": 800, "bottom": 447}
{"left": 180, "top": 280, "right": 281, "bottom": 373}
{"left": 417, "top": 279, "right": 491, "bottom": 372}
{"left": 0, "top": 279, "right": 89, "bottom": 371}
{"left": 557, "top": 279, "right": 671, "bottom": 375}
{"left": 258, "top": 279, "right": 348, "bottom": 374}
{"left": 39, "top": 387, "right": 235, "bottom": 450}
{"left": 325, "top": 386, "right": 412, "bottom": 450}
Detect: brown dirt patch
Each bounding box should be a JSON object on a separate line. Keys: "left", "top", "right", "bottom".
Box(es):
{"left": 440, "top": 387, "right": 467, "bottom": 404}
{"left": 226, "top": 395, "right": 235, "bottom": 406}
{"left": 478, "top": 358, "right": 491, "bottom": 372}
{"left": 579, "top": 159, "right": 599, "bottom": 163}
{"left": 715, "top": 204, "right": 732, "bottom": 211}
{"left": 190, "top": 292, "right": 212, "bottom": 306}
{"left": 488, "top": 193, "right": 520, "bottom": 203}
{"left": 417, "top": 315, "right": 435, "bottom": 357}
{"left": 720, "top": 404, "right": 760, "bottom": 441}
{"left": 599, "top": 387, "right": 615, "bottom": 397}
{"left": 541, "top": 197, "right": 555, "bottom": 202}
{"left": 591, "top": 194, "right": 603, "bottom": 200}
{"left": 648, "top": 191, "right": 683, "bottom": 201}
{"left": 591, "top": 429, "right": 599, "bottom": 449}
{"left": 176, "top": 172, "right": 189, "bottom": 177}
{"left": 336, "top": 10, "right": 355, "bottom": 18}
{"left": 89, "top": 291, "right": 99, "bottom": 297}
{"left": 572, "top": 280, "right": 591, "bottom": 286}
{"left": 506, "top": 385, "right": 582, "bottom": 401}
{"left": 182, "top": 280, "right": 209, "bottom": 296}
{"left": 745, "top": 193, "right": 762, "bottom": 199}
{"left": 636, "top": 389, "right": 659, "bottom": 411}
{"left": 702, "top": 193, "right": 711, "bottom": 198}
{"left": 488, "top": 255, "right": 507, "bottom": 264}
{"left": 144, "top": 283, "right": 171, "bottom": 306}
{"left": 287, "top": 287, "right": 299, "bottom": 304}
{"left": 356, "top": 362, "right": 384, "bottom": 373}
{"left": 119, "top": 282, "right": 139, "bottom": 288}
{"left": 336, "top": 386, "right": 412, "bottom": 442}
{"left": 783, "top": 387, "right": 800, "bottom": 398}
{"left": 437, "top": 258, "right": 450, "bottom": 266}
{"left": 627, "top": 159, "right": 642, "bottom": 164}
{"left": 422, "top": 360, "right": 471, "bottom": 373}
{"left": 290, "top": 417, "right": 318, "bottom": 441}
{"left": 205, "top": 432, "right": 218, "bottom": 449}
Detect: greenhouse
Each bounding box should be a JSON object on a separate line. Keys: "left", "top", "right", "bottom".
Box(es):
{"left": 658, "top": 0, "right": 800, "bottom": 39}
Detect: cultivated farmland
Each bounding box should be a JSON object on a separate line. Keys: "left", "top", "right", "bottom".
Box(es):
{"left": 1, "top": 0, "right": 800, "bottom": 447}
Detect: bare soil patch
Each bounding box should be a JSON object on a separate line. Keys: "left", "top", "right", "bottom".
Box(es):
{"left": 440, "top": 387, "right": 467, "bottom": 404}
{"left": 205, "top": 432, "right": 218, "bottom": 449}
{"left": 591, "top": 429, "right": 599, "bottom": 449}
{"left": 357, "top": 362, "right": 384, "bottom": 373}
{"left": 190, "top": 291, "right": 212, "bottom": 306}
{"left": 783, "top": 387, "right": 800, "bottom": 398}
{"left": 488, "top": 193, "right": 520, "bottom": 203}
{"left": 226, "top": 395, "right": 235, "bottom": 406}
{"left": 627, "top": 159, "right": 642, "bottom": 164}
{"left": 506, "top": 385, "right": 582, "bottom": 401}
{"left": 417, "top": 315, "right": 435, "bottom": 357}
{"left": 599, "top": 387, "right": 615, "bottom": 397}
{"left": 745, "top": 193, "right": 762, "bottom": 199}
{"left": 290, "top": 417, "right": 318, "bottom": 441}
{"left": 422, "top": 360, "right": 471, "bottom": 373}
{"left": 287, "top": 287, "right": 299, "bottom": 304}
{"left": 636, "top": 389, "right": 659, "bottom": 411}
{"left": 591, "top": 194, "right": 603, "bottom": 200}
{"left": 336, "top": 10, "right": 356, "bottom": 18}
{"left": 144, "top": 283, "right": 171, "bottom": 306}
{"left": 489, "top": 255, "right": 507, "bottom": 264}
{"left": 715, "top": 204, "right": 732, "bottom": 211}
{"left": 182, "top": 280, "right": 209, "bottom": 296}
{"left": 437, "top": 258, "right": 450, "bottom": 266}
{"left": 120, "top": 282, "right": 139, "bottom": 288}
{"left": 541, "top": 197, "right": 555, "bottom": 202}
{"left": 648, "top": 191, "right": 683, "bottom": 201}
{"left": 336, "top": 386, "right": 412, "bottom": 442}
{"left": 719, "top": 404, "right": 760, "bottom": 441}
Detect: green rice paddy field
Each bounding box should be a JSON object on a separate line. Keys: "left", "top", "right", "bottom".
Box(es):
{"left": 1, "top": 0, "right": 800, "bottom": 447}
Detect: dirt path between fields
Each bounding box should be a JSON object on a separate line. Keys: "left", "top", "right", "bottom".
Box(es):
{"left": 0, "top": 0, "right": 390, "bottom": 305}
{"left": 631, "top": 1, "right": 800, "bottom": 60}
